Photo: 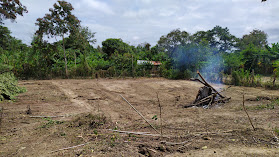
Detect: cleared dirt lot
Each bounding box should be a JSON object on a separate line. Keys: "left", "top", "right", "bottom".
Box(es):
{"left": 1, "top": 78, "right": 279, "bottom": 156}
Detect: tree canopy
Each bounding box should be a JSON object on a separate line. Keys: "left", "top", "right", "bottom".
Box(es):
{"left": 35, "top": 0, "right": 81, "bottom": 77}
{"left": 0, "top": 0, "right": 27, "bottom": 23}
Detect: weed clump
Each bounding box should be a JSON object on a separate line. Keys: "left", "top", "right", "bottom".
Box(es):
{"left": 0, "top": 72, "right": 26, "bottom": 101}
{"left": 230, "top": 69, "right": 262, "bottom": 87}
{"left": 69, "top": 114, "right": 107, "bottom": 129}
{"left": 264, "top": 81, "right": 279, "bottom": 90}
{"left": 244, "top": 98, "right": 279, "bottom": 110}
{"left": 40, "top": 117, "right": 63, "bottom": 128}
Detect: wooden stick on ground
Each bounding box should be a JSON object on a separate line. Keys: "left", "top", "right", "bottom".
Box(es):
{"left": 156, "top": 92, "right": 163, "bottom": 136}
{"left": 50, "top": 142, "right": 90, "bottom": 153}
{"left": 108, "top": 129, "right": 163, "bottom": 137}
{"left": 197, "top": 71, "right": 225, "bottom": 98}
{"left": 242, "top": 93, "right": 256, "bottom": 131}
{"left": 109, "top": 129, "right": 151, "bottom": 135}
{"left": 120, "top": 95, "right": 160, "bottom": 134}
{"left": 160, "top": 140, "right": 191, "bottom": 145}
{"left": 29, "top": 116, "right": 64, "bottom": 118}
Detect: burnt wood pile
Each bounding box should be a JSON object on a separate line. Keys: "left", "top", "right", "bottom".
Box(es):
{"left": 185, "top": 72, "right": 231, "bottom": 108}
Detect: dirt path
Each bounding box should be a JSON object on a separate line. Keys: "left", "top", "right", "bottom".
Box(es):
{"left": 51, "top": 81, "right": 95, "bottom": 112}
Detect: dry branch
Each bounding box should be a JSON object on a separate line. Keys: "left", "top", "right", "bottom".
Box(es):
{"left": 242, "top": 93, "right": 256, "bottom": 131}
{"left": 109, "top": 129, "right": 162, "bottom": 137}
{"left": 156, "top": 92, "right": 163, "bottom": 136}
{"left": 190, "top": 78, "right": 207, "bottom": 86}
{"left": 50, "top": 142, "right": 90, "bottom": 153}
{"left": 29, "top": 115, "right": 64, "bottom": 118}
{"left": 160, "top": 140, "right": 190, "bottom": 145}
{"left": 120, "top": 95, "right": 160, "bottom": 134}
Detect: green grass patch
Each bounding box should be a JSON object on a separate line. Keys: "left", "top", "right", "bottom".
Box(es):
{"left": 274, "top": 127, "right": 279, "bottom": 136}
{"left": 39, "top": 117, "right": 63, "bottom": 128}
{"left": 245, "top": 98, "right": 279, "bottom": 110}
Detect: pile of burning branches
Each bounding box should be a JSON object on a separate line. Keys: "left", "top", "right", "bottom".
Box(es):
{"left": 185, "top": 71, "right": 231, "bottom": 108}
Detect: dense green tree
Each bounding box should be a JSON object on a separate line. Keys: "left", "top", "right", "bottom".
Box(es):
{"left": 158, "top": 29, "right": 190, "bottom": 57}
{"left": 102, "top": 38, "right": 132, "bottom": 57}
{"left": 0, "top": 25, "right": 11, "bottom": 49}
{"left": 0, "top": 0, "right": 27, "bottom": 23}
{"left": 66, "top": 26, "right": 96, "bottom": 68}
{"left": 239, "top": 29, "right": 268, "bottom": 50}
{"left": 192, "top": 26, "right": 238, "bottom": 53}
{"left": 35, "top": 0, "right": 80, "bottom": 77}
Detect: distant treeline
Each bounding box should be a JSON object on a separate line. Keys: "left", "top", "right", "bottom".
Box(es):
{"left": 0, "top": 1, "right": 279, "bottom": 83}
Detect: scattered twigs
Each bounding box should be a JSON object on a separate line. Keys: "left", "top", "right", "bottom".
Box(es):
{"left": 197, "top": 71, "right": 225, "bottom": 98}
{"left": 186, "top": 94, "right": 215, "bottom": 108}
{"left": 242, "top": 93, "right": 256, "bottom": 131}
{"left": 120, "top": 95, "right": 160, "bottom": 134}
{"left": 50, "top": 142, "right": 90, "bottom": 153}
{"left": 156, "top": 92, "right": 163, "bottom": 136}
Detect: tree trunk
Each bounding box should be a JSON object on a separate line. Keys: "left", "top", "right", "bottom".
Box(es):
{"left": 62, "top": 35, "right": 68, "bottom": 78}
{"left": 273, "top": 74, "right": 276, "bottom": 86}
{"left": 74, "top": 52, "right": 76, "bottom": 68}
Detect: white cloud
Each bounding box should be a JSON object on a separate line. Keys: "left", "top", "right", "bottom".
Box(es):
{"left": 81, "top": 0, "right": 114, "bottom": 15}
{"left": 3, "top": 0, "right": 279, "bottom": 46}
{"left": 133, "top": 36, "right": 140, "bottom": 40}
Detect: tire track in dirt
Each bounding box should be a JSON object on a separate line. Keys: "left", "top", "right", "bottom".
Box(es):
{"left": 93, "top": 81, "right": 132, "bottom": 124}
{"left": 51, "top": 81, "right": 95, "bottom": 112}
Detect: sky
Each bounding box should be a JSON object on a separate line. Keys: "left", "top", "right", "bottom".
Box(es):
{"left": 3, "top": 0, "right": 279, "bottom": 47}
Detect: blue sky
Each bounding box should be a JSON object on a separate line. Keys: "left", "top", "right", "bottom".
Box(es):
{"left": 4, "top": 0, "right": 279, "bottom": 47}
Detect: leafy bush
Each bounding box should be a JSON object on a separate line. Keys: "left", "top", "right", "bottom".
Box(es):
{"left": 0, "top": 64, "right": 13, "bottom": 74}
{"left": 0, "top": 72, "right": 26, "bottom": 101}
{"left": 69, "top": 113, "right": 107, "bottom": 129}
{"left": 231, "top": 69, "right": 262, "bottom": 87}
{"left": 264, "top": 81, "right": 279, "bottom": 90}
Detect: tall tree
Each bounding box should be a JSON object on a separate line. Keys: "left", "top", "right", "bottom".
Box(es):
{"left": 0, "top": 0, "right": 27, "bottom": 23}
{"left": 158, "top": 29, "right": 190, "bottom": 57}
{"left": 0, "top": 25, "right": 11, "bottom": 49}
{"left": 66, "top": 26, "right": 96, "bottom": 69}
{"left": 66, "top": 26, "right": 96, "bottom": 52}
{"left": 239, "top": 29, "right": 268, "bottom": 50}
{"left": 192, "top": 26, "right": 238, "bottom": 53}
{"left": 102, "top": 38, "right": 132, "bottom": 57}
{"left": 35, "top": 0, "right": 80, "bottom": 77}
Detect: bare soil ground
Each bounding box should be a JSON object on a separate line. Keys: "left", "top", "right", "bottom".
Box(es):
{"left": 1, "top": 78, "right": 279, "bottom": 156}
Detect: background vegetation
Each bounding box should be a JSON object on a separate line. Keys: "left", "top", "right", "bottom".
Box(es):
{"left": 1, "top": 0, "right": 279, "bottom": 101}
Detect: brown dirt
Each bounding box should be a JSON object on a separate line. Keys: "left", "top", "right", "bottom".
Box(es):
{"left": 1, "top": 78, "right": 279, "bottom": 156}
